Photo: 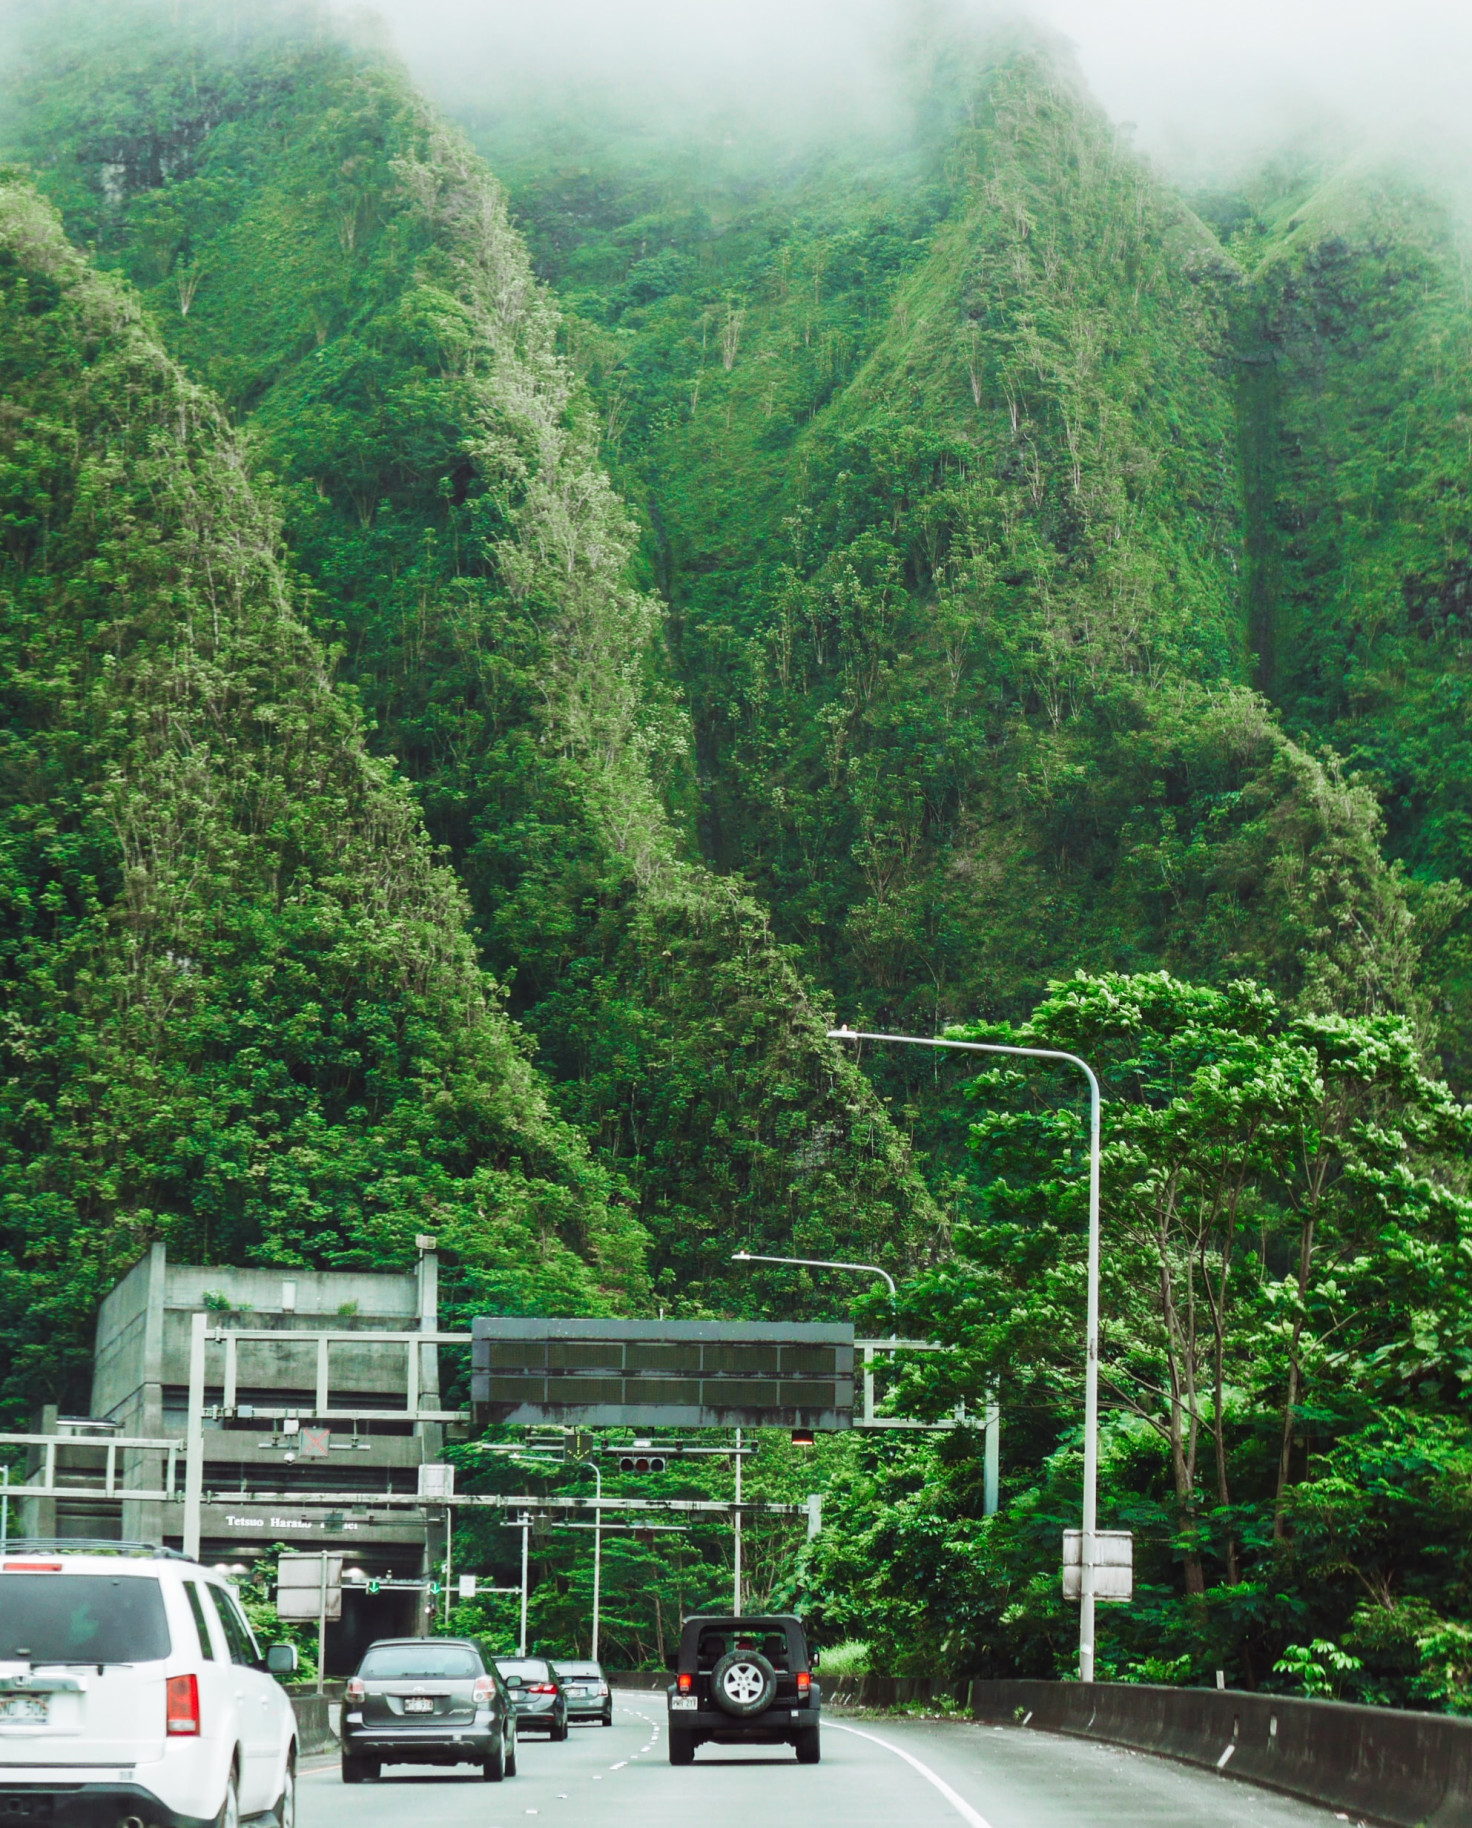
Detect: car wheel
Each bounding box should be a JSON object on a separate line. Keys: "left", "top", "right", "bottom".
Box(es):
{"left": 506, "top": 1723, "right": 518, "bottom": 1778}
{"left": 271, "top": 1752, "right": 297, "bottom": 1828}
{"left": 550, "top": 1710, "right": 568, "bottom": 1742}
{"left": 668, "top": 1731, "right": 695, "bottom": 1766}
{"left": 601, "top": 1711, "right": 613, "bottom": 1726}
{"left": 795, "top": 1725, "right": 821, "bottom": 1765}
{"left": 709, "top": 1649, "right": 777, "bottom": 1718}
{"left": 216, "top": 1767, "right": 240, "bottom": 1828}
{"left": 482, "top": 1734, "right": 505, "bottom": 1783}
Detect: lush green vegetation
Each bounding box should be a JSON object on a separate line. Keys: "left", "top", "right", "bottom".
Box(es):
{"left": 4, "top": 0, "right": 1472, "bottom": 1706}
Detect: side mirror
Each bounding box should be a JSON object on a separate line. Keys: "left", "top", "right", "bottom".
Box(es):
{"left": 265, "top": 1643, "right": 299, "bottom": 1677}
{"left": 810, "top": 1648, "right": 821, "bottom": 1670}
{"left": 665, "top": 1650, "right": 680, "bottom": 1672}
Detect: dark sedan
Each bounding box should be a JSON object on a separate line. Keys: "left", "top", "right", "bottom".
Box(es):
{"left": 552, "top": 1659, "right": 613, "bottom": 1726}
{"left": 493, "top": 1656, "right": 569, "bottom": 1739}
{"left": 341, "top": 1638, "right": 518, "bottom": 1782}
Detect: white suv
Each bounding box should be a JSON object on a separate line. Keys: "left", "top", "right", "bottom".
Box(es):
{"left": 0, "top": 1545, "right": 299, "bottom": 1828}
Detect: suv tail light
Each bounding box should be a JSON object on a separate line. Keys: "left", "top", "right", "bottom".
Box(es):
{"left": 796, "top": 1671, "right": 811, "bottom": 1696}
{"left": 3, "top": 1561, "right": 61, "bottom": 1571}
{"left": 473, "top": 1676, "right": 495, "bottom": 1704}
{"left": 677, "top": 1672, "right": 693, "bottom": 1694}
{"left": 345, "top": 1678, "right": 365, "bottom": 1703}
{"left": 529, "top": 1683, "right": 558, "bottom": 1694}
{"left": 166, "top": 1673, "right": 200, "bottom": 1736}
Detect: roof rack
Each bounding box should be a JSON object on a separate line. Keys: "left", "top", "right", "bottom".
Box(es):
{"left": 1, "top": 1538, "right": 192, "bottom": 1560}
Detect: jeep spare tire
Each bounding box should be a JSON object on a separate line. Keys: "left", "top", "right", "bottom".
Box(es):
{"left": 710, "top": 1649, "right": 776, "bottom": 1717}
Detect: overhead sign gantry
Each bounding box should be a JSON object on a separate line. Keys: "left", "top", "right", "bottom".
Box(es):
{"left": 470, "top": 1318, "right": 854, "bottom": 1431}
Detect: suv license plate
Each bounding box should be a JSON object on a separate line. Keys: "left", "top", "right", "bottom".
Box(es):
{"left": 402, "top": 1697, "right": 435, "bottom": 1713}
{"left": 671, "top": 1696, "right": 698, "bottom": 1710}
{"left": 0, "top": 1697, "right": 48, "bottom": 1723}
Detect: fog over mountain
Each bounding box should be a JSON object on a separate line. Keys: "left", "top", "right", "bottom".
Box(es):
{"left": 362, "top": 0, "right": 1472, "bottom": 181}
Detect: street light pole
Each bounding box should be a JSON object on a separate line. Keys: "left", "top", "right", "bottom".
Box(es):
{"left": 574, "top": 1458, "right": 603, "bottom": 1661}
{"left": 730, "top": 1251, "right": 896, "bottom": 1302}
{"left": 731, "top": 1250, "right": 900, "bottom": 1435}
{"left": 518, "top": 1513, "right": 530, "bottom": 1657}
{"left": 827, "top": 1023, "right": 1103, "bottom": 1686}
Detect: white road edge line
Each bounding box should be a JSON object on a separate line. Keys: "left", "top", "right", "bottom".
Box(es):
{"left": 828, "top": 1722, "right": 997, "bottom": 1828}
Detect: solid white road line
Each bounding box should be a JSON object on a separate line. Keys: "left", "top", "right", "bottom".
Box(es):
{"left": 828, "top": 1722, "right": 997, "bottom": 1828}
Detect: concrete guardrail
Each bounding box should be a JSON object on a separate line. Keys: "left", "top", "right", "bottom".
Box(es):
{"left": 289, "top": 1694, "right": 339, "bottom": 1756}
{"left": 968, "top": 1679, "right": 1472, "bottom": 1827}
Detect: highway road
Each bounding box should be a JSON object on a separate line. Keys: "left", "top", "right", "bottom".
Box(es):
{"left": 299, "top": 1689, "right": 1352, "bottom": 1828}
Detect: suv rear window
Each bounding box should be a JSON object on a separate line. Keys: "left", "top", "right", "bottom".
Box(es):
{"left": 360, "top": 1644, "right": 479, "bottom": 1679}
{"left": 0, "top": 1573, "right": 170, "bottom": 1664}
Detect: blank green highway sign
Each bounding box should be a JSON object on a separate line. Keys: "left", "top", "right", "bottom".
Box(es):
{"left": 471, "top": 1318, "right": 854, "bottom": 1430}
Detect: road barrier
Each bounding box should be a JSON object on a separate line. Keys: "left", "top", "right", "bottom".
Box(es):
{"left": 968, "top": 1679, "right": 1472, "bottom": 1826}
{"left": 824, "top": 1676, "right": 943, "bottom": 1708}
{"left": 289, "top": 1695, "right": 339, "bottom": 1755}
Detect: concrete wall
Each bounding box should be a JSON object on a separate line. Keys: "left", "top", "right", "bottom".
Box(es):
{"left": 968, "top": 1679, "right": 1472, "bottom": 1827}
{"left": 289, "top": 1695, "right": 338, "bottom": 1756}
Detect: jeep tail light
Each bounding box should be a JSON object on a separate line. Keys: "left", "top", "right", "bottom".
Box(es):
{"left": 473, "top": 1676, "right": 495, "bottom": 1704}
{"left": 345, "top": 1678, "right": 365, "bottom": 1703}
{"left": 796, "top": 1671, "right": 811, "bottom": 1696}
{"left": 166, "top": 1673, "right": 200, "bottom": 1736}
{"left": 677, "top": 1672, "right": 693, "bottom": 1693}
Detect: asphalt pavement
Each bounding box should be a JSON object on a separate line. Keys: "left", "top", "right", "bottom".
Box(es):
{"left": 299, "top": 1690, "right": 1353, "bottom": 1828}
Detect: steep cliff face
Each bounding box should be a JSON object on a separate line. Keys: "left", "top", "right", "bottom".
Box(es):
{"left": 488, "top": 38, "right": 1426, "bottom": 1086}
{"left": 1208, "top": 163, "right": 1472, "bottom": 1063}
{"left": 0, "top": 175, "right": 650, "bottom": 1407}
{"left": 1231, "top": 168, "right": 1472, "bottom": 871}
{"left": 1, "top": 0, "right": 937, "bottom": 1314}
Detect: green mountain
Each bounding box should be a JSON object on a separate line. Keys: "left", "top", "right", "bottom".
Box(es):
{"left": 0, "top": 0, "right": 935, "bottom": 1337}
{"left": 476, "top": 35, "right": 1434, "bottom": 1090}
{"left": 0, "top": 170, "right": 645, "bottom": 1405}
{"left": 7, "top": 0, "right": 1472, "bottom": 1701}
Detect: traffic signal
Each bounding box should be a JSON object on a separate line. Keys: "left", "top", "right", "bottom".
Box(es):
{"left": 618, "top": 1453, "right": 667, "bottom": 1473}
{"left": 366, "top": 1578, "right": 381, "bottom": 1595}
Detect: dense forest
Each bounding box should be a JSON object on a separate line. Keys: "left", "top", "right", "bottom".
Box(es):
{"left": 3, "top": 0, "right": 1472, "bottom": 1704}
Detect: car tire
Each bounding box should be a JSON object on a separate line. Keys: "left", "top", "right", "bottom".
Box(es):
{"left": 341, "top": 1754, "right": 378, "bottom": 1784}
{"left": 216, "top": 1766, "right": 240, "bottom": 1828}
{"left": 506, "top": 1724, "right": 518, "bottom": 1778}
{"left": 601, "top": 1711, "right": 612, "bottom": 1726}
{"left": 271, "top": 1752, "right": 297, "bottom": 1828}
{"left": 795, "top": 1726, "right": 821, "bottom": 1765}
{"left": 482, "top": 1735, "right": 505, "bottom": 1783}
{"left": 550, "top": 1711, "right": 569, "bottom": 1742}
{"left": 668, "top": 1731, "right": 695, "bottom": 1766}
{"left": 709, "top": 1649, "right": 777, "bottom": 1718}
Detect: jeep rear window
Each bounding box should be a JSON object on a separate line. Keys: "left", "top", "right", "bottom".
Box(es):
{"left": 361, "top": 1644, "right": 479, "bottom": 1679}
{"left": 0, "top": 1574, "right": 170, "bottom": 1664}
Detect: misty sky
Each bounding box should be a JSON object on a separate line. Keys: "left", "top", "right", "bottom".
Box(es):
{"left": 365, "top": 0, "right": 1472, "bottom": 180}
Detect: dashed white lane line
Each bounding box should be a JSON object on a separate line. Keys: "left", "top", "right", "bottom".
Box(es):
{"left": 828, "top": 1722, "right": 996, "bottom": 1828}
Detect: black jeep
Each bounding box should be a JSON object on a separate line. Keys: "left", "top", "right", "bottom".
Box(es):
{"left": 666, "top": 1613, "right": 821, "bottom": 1765}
